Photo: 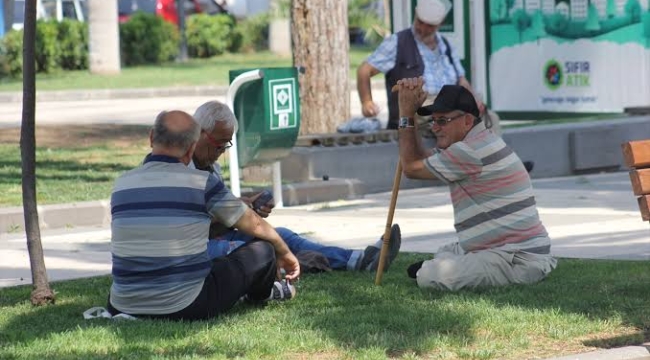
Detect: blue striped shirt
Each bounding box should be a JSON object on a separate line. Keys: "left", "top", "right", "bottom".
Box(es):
{"left": 109, "top": 154, "right": 248, "bottom": 315}
{"left": 367, "top": 29, "right": 465, "bottom": 95}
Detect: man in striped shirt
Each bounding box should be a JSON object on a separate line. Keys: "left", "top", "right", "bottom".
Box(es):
{"left": 108, "top": 110, "right": 300, "bottom": 320}
{"left": 395, "top": 79, "right": 557, "bottom": 291}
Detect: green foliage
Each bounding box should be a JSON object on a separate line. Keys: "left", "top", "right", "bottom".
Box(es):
{"left": 234, "top": 13, "right": 270, "bottom": 53}
{"left": 0, "top": 29, "right": 24, "bottom": 78}
{"left": 34, "top": 20, "right": 60, "bottom": 73}
{"left": 511, "top": 9, "right": 531, "bottom": 42}
{"left": 186, "top": 13, "right": 237, "bottom": 58}
{"left": 119, "top": 13, "right": 179, "bottom": 66}
{"left": 56, "top": 19, "right": 88, "bottom": 70}
{"left": 625, "top": 0, "right": 642, "bottom": 22}
{"left": 348, "top": 0, "right": 388, "bottom": 46}
{"left": 585, "top": 3, "right": 602, "bottom": 32}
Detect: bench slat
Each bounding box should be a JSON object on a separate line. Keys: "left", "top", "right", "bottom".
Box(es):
{"left": 629, "top": 169, "right": 650, "bottom": 196}
{"left": 622, "top": 140, "right": 650, "bottom": 168}
{"left": 638, "top": 195, "right": 650, "bottom": 221}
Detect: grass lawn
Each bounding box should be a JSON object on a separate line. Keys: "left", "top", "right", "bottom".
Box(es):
{"left": 1, "top": 255, "right": 649, "bottom": 359}
{"left": 0, "top": 125, "right": 151, "bottom": 207}
{"left": 0, "top": 124, "right": 243, "bottom": 208}
{"left": 0, "top": 48, "right": 373, "bottom": 92}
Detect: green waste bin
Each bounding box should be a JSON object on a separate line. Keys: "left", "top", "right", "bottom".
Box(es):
{"left": 229, "top": 67, "right": 301, "bottom": 167}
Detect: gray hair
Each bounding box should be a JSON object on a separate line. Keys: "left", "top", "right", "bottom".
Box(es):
{"left": 151, "top": 111, "right": 201, "bottom": 153}
{"left": 193, "top": 101, "right": 238, "bottom": 133}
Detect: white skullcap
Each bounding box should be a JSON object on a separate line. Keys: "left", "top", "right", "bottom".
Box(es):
{"left": 415, "top": 0, "right": 452, "bottom": 25}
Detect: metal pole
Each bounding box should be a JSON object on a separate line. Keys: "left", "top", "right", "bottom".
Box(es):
{"left": 226, "top": 69, "right": 264, "bottom": 197}
{"left": 272, "top": 161, "right": 283, "bottom": 208}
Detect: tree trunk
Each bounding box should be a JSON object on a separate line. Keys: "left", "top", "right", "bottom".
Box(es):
{"left": 88, "top": 0, "right": 121, "bottom": 74}
{"left": 21, "top": 0, "right": 55, "bottom": 306}
{"left": 291, "top": 0, "right": 349, "bottom": 135}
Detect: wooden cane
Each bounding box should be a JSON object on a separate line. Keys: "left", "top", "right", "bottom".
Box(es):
{"left": 374, "top": 159, "right": 403, "bottom": 285}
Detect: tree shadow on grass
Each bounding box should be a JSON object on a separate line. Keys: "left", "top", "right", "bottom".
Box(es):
{"left": 0, "top": 276, "right": 266, "bottom": 359}
{"left": 0, "top": 159, "right": 134, "bottom": 185}
{"left": 297, "top": 254, "right": 650, "bottom": 357}
{"left": 2, "top": 255, "right": 650, "bottom": 359}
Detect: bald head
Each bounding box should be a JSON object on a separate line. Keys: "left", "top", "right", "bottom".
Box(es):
{"left": 151, "top": 110, "right": 201, "bottom": 158}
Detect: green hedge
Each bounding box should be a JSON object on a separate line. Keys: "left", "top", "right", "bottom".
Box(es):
{"left": 119, "top": 12, "right": 179, "bottom": 66}
{"left": 57, "top": 20, "right": 88, "bottom": 70}
{"left": 0, "top": 20, "right": 88, "bottom": 79}
{"left": 186, "top": 14, "right": 237, "bottom": 58}
{"left": 0, "top": 30, "right": 24, "bottom": 78}
{"left": 234, "top": 13, "right": 270, "bottom": 53}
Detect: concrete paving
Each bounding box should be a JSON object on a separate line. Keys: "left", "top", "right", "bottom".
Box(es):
{"left": 2, "top": 171, "right": 648, "bottom": 288}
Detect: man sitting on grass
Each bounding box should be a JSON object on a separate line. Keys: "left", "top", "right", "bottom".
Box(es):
{"left": 189, "top": 100, "right": 402, "bottom": 273}
{"left": 394, "top": 79, "right": 557, "bottom": 291}
{"left": 107, "top": 110, "right": 300, "bottom": 321}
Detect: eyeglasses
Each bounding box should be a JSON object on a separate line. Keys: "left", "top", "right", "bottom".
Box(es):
{"left": 428, "top": 113, "right": 467, "bottom": 127}
{"left": 203, "top": 130, "right": 233, "bottom": 150}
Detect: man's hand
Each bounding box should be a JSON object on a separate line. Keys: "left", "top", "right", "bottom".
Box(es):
{"left": 276, "top": 251, "right": 301, "bottom": 281}
{"left": 248, "top": 191, "right": 274, "bottom": 218}
{"left": 362, "top": 100, "right": 380, "bottom": 118}
{"left": 397, "top": 77, "right": 428, "bottom": 118}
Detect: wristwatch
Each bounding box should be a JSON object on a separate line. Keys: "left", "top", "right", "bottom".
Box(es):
{"left": 398, "top": 117, "right": 415, "bottom": 129}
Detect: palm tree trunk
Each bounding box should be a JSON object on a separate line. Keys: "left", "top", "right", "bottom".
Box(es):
{"left": 88, "top": 0, "right": 121, "bottom": 74}
{"left": 21, "top": 0, "right": 55, "bottom": 306}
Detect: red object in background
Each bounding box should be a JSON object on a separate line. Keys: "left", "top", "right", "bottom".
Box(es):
{"left": 118, "top": 0, "right": 202, "bottom": 26}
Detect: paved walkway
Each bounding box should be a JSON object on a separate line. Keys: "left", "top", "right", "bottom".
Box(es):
{"left": 1, "top": 172, "right": 648, "bottom": 288}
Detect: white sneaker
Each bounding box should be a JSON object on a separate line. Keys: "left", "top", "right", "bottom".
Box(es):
{"left": 267, "top": 279, "right": 296, "bottom": 301}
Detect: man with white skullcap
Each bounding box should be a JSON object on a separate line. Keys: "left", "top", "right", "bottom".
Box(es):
{"left": 356, "top": 0, "right": 488, "bottom": 131}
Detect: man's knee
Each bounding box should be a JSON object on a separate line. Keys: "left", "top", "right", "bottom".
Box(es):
{"left": 416, "top": 258, "right": 468, "bottom": 291}
{"left": 241, "top": 240, "right": 276, "bottom": 267}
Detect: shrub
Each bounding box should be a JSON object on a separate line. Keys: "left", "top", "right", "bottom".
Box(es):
{"left": 186, "top": 13, "right": 236, "bottom": 58}
{"left": 34, "top": 20, "right": 60, "bottom": 73}
{"left": 119, "top": 13, "right": 179, "bottom": 66}
{"left": 57, "top": 19, "right": 88, "bottom": 70}
{"left": 0, "top": 29, "right": 24, "bottom": 79}
{"left": 233, "top": 13, "right": 269, "bottom": 52}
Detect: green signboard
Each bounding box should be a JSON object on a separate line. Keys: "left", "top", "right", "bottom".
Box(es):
{"left": 487, "top": 0, "right": 650, "bottom": 113}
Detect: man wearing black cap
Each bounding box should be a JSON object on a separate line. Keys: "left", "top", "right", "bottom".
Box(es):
{"left": 394, "top": 77, "right": 556, "bottom": 291}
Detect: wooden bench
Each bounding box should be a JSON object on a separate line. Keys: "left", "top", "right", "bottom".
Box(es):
{"left": 622, "top": 140, "right": 650, "bottom": 221}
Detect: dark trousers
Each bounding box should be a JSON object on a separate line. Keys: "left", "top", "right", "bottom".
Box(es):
{"left": 108, "top": 240, "right": 277, "bottom": 321}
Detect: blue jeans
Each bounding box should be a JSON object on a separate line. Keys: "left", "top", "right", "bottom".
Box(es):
{"left": 207, "top": 227, "right": 363, "bottom": 270}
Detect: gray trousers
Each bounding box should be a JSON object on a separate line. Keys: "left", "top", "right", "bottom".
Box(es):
{"left": 416, "top": 242, "right": 557, "bottom": 291}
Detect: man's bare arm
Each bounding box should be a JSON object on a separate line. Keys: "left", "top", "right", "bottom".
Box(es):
{"left": 396, "top": 77, "right": 438, "bottom": 180}
{"left": 357, "top": 61, "right": 381, "bottom": 117}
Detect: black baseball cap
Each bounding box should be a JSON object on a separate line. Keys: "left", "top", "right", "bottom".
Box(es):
{"left": 417, "top": 85, "right": 480, "bottom": 118}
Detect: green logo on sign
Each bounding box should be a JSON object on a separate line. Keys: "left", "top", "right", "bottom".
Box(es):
{"left": 543, "top": 59, "right": 563, "bottom": 91}
{"left": 268, "top": 78, "right": 297, "bottom": 130}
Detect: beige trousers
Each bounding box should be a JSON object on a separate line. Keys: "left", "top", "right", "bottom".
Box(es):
{"left": 416, "top": 242, "right": 557, "bottom": 291}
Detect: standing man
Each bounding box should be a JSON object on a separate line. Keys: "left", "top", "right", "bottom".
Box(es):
{"left": 395, "top": 78, "right": 556, "bottom": 291}
{"left": 108, "top": 110, "right": 300, "bottom": 321}
{"left": 190, "top": 100, "right": 402, "bottom": 272}
{"left": 357, "top": 0, "right": 488, "bottom": 131}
